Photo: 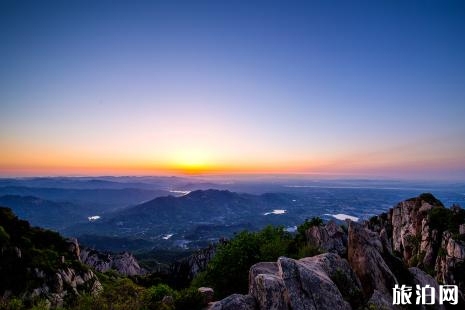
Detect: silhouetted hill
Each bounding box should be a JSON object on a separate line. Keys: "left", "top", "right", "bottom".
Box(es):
{"left": 66, "top": 190, "right": 301, "bottom": 250}
{"left": 0, "top": 195, "right": 83, "bottom": 230}
{"left": 0, "top": 207, "right": 101, "bottom": 308}
{"left": 0, "top": 186, "right": 169, "bottom": 211}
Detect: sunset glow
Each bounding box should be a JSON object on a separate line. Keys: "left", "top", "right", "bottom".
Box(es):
{"left": 1, "top": 1, "right": 464, "bottom": 179}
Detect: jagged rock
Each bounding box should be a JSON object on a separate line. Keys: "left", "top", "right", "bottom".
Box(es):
{"left": 213, "top": 194, "right": 465, "bottom": 310}
{"left": 80, "top": 248, "right": 145, "bottom": 276}
{"left": 348, "top": 221, "right": 397, "bottom": 297}
{"left": 435, "top": 231, "right": 465, "bottom": 287}
{"left": 460, "top": 224, "right": 465, "bottom": 235}
{"left": 249, "top": 262, "right": 280, "bottom": 293}
{"left": 208, "top": 294, "right": 257, "bottom": 310}
{"left": 13, "top": 246, "right": 21, "bottom": 259}
{"left": 198, "top": 287, "right": 215, "bottom": 305}
{"left": 409, "top": 267, "right": 445, "bottom": 310}
{"left": 162, "top": 295, "right": 174, "bottom": 306}
{"left": 0, "top": 207, "right": 102, "bottom": 308}
{"left": 248, "top": 254, "right": 361, "bottom": 310}
{"left": 390, "top": 193, "right": 443, "bottom": 268}
{"left": 30, "top": 267, "right": 102, "bottom": 308}
{"left": 379, "top": 228, "right": 393, "bottom": 255}
{"left": 304, "top": 253, "right": 363, "bottom": 308}
{"left": 66, "top": 238, "right": 80, "bottom": 261}
{"left": 306, "top": 220, "right": 347, "bottom": 256}
{"left": 278, "top": 256, "right": 351, "bottom": 310}
{"left": 249, "top": 262, "right": 288, "bottom": 309}
{"left": 420, "top": 219, "right": 438, "bottom": 268}
{"left": 170, "top": 243, "right": 219, "bottom": 284}
{"left": 250, "top": 273, "right": 288, "bottom": 309}
{"left": 366, "top": 290, "right": 396, "bottom": 310}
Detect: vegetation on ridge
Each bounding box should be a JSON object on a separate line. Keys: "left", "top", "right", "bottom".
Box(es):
{"left": 0, "top": 208, "right": 325, "bottom": 309}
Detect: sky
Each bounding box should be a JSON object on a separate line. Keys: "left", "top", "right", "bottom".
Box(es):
{"left": 1, "top": 0, "right": 465, "bottom": 179}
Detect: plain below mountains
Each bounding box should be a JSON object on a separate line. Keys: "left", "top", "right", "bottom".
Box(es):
{"left": 65, "top": 189, "right": 306, "bottom": 250}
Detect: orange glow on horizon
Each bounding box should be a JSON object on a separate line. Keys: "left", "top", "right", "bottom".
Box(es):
{"left": 1, "top": 141, "right": 464, "bottom": 178}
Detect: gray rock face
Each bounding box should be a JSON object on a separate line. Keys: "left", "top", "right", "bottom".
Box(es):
{"left": 213, "top": 194, "right": 464, "bottom": 309}
{"left": 409, "top": 267, "right": 445, "bottom": 310}
{"left": 66, "top": 238, "right": 80, "bottom": 260}
{"left": 390, "top": 194, "right": 443, "bottom": 268}
{"left": 460, "top": 224, "right": 465, "bottom": 235}
{"left": 303, "top": 253, "right": 363, "bottom": 308}
{"left": 306, "top": 221, "right": 347, "bottom": 256}
{"left": 249, "top": 262, "right": 288, "bottom": 310}
{"left": 31, "top": 267, "right": 102, "bottom": 308}
{"left": 249, "top": 262, "right": 289, "bottom": 310}
{"left": 279, "top": 256, "right": 351, "bottom": 310}
{"left": 251, "top": 274, "right": 288, "bottom": 310}
{"left": 80, "top": 248, "right": 145, "bottom": 276}
{"left": 208, "top": 294, "right": 257, "bottom": 310}
{"left": 170, "top": 243, "right": 219, "bottom": 282}
{"left": 348, "top": 221, "right": 398, "bottom": 297}
{"left": 248, "top": 254, "right": 357, "bottom": 310}
{"left": 435, "top": 231, "right": 465, "bottom": 287}
{"left": 198, "top": 287, "right": 215, "bottom": 305}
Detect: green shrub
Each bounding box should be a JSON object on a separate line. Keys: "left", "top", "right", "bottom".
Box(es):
{"left": 0, "top": 297, "right": 24, "bottom": 310}
{"left": 174, "top": 287, "right": 203, "bottom": 310}
{"left": 297, "top": 244, "right": 322, "bottom": 258}
{"left": 0, "top": 225, "right": 10, "bottom": 245}
{"left": 198, "top": 225, "right": 294, "bottom": 298}
{"left": 295, "top": 217, "right": 323, "bottom": 244}
{"left": 146, "top": 283, "right": 175, "bottom": 303}
{"left": 428, "top": 206, "right": 465, "bottom": 235}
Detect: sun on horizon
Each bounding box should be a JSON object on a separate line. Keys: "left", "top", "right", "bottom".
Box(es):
{"left": 0, "top": 1, "right": 464, "bottom": 180}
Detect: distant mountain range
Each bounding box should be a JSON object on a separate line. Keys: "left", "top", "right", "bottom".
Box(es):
{"left": 1, "top": 177, "right": 464, "bottom": 253}
{"left": 0, "top": 195, "right": 83, "bottom": 230}
{"left": 0, "top": 186, "right": 169, "bottom": 210}
{"left": 64, "top": 189, "right": 304, "bottom": 250}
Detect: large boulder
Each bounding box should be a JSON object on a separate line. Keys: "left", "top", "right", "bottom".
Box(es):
{"left": 306, "top": 221, "right": 347, "bottom": 256}
{"left": 249, "top": 254, "right": 357, "bottom": 310}
{"left": 198, "top": 287, "right": 215, "bottom": 305}
{"left": 31, "top": 267, "right": 102, "bottom": 308}
{"left": 278, "top": 256, "right": 351, "bottom": 310}
{"left": 208, "top": 294, "right": 257, "bottom": 310}
{"left": 348, "top": 221, "right": 398, "bottom": 297}
{"left": 409, "top": 267, "right": 445, "bottom": 310}
{"left": 249, "top": 262, "right": 288, "bottom": 310}
{"left": 80, "top": 248, "right": 145, "bottom": 276}
{"left": 304, "top": 253, "right": 363, "bottom": 308}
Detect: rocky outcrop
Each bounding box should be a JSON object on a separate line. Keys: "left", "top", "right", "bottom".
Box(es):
{"left": 390, "top": 193, "right": 443, "bottom": 268}
{"left": 212, "top": 194, "right": 465, "bottom": 309}
{"left": 305, "top": 220, "right": 347, "bottom": 256}
{"left": 209, "top": 294, "right": 257, "bottom": 310}
{"left": 79, "top": 247, "right": 146, "bottom": 276}
{"left": 198, "top": 287, "right": 215, "bottom": 305}
{"left": 348, "top": 221, "right": 398, "bottom": 297}
{"left": 31, "top": 266, "right": 102, "bottom": 308}
{"left": 0, "top": 207, "right": 103, "bottom": 309}
{"left": 409, "top": 267, "right": 445, "bottom": 310}
{"left": 247, "top": 253, "right": 362, "bottom": 310}
{"left": 169, "top": 243, "right": 220, "bottom": 287}
{"left": 249, "top": 262, "right": 288, "bottom": 310}
{"left": 435, "top": 231, "right": 465, "bottom": 288}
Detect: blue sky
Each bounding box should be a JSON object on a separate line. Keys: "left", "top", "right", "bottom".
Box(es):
{"left": 1, "top": 0, "right": 464, "bottom": 179}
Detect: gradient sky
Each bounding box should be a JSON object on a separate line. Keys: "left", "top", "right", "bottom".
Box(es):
{"left": 1, "top": 0, "right": 465, "bottom": 179}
